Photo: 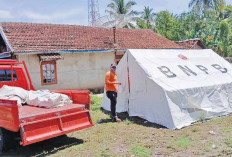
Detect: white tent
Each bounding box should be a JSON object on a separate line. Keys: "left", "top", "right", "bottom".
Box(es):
{"left": 102, "top": 49, "right": 232, "bottom": 129}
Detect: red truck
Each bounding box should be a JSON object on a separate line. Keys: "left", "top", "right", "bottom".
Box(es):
{"left": 0, "top": 60, "right": 93, "bottom": 152}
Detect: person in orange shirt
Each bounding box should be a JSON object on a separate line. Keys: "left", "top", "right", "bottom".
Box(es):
{"left": 105, "top": 63, "right": 122, "bottom": 122}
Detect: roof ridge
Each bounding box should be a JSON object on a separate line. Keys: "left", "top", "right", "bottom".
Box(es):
{"left": 175, "top": 38, "right": 201, "bottom": 43}
{"left": 0, "top": 22, "right": 157, "bottom": 32}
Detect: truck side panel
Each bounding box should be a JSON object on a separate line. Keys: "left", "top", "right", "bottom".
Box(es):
{"left": 50, "top": 90, "right": 91, "bottom": 109}
{"left": 0, "top": 99, "right": 19, "bottom": 132}
{"left": 20, "top": 107, "right": 93, "bottom": 146}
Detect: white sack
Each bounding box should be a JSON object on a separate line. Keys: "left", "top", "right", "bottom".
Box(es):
{"left": 27, "top": 90, "right": 72, "bottom": 108}
{"left": 0, "top": 85, "right": 72, "bottom": 108}
{"left": 0, "top": 85, "right": 28, "bottom": 106}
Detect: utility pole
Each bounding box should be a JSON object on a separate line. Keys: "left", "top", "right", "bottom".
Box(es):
{"left": 88, "top": 0, "right": 100, "bottom": 27}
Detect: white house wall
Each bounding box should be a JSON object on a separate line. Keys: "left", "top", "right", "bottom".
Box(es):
{"left": 17, "top": 52, "right": 115, "bottom": 90}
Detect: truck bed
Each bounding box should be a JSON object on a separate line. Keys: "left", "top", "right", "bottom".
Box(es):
{"left": 0, "top": 89, "right": 93, "bottom": 146}
{"left": 19, "top": 104, "right": 85, "bottom": 119}
{"left": 17, "top": 103, "right": 93, "bottom": 146}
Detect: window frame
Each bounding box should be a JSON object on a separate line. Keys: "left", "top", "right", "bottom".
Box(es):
{"left": 0, "top": 69, "right": 17, "bottom": 82}
{"left": 40, "top": 61, "right": 58, "bottom": 85}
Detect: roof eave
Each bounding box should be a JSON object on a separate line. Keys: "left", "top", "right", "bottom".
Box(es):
{"left": 14, "top": 48, "right": 183, "bottom": 55}
{"left": 14, "top": 49, "right": 122, "bottom": 55}
{"left": 0, "top": 25, "right": 14, "bottom": 52}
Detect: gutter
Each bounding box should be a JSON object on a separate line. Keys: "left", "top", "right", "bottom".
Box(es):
{"left": 14, "top": 48, "right": 183, "bottom": 55}
{"left": 14, "top": 49, "right": 128, "bottom": 55}
{"left": 0, "top": 52, "right": 11, "bottom": 58}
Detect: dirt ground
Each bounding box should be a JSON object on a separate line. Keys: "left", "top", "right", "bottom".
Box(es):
{"left": 2, "top": 95, "right": 232, "bottom": 157}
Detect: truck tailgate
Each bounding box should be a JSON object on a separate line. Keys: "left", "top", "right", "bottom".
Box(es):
{"left": 19, "top": 104, "right": 93, "bottom": 146}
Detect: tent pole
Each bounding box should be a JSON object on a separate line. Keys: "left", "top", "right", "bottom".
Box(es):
{"left": 127, "top": 52, "right": 130, "bottom": 112}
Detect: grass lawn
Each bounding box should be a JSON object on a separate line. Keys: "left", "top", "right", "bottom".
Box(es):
{"left": 3, "top": 94, "right": 232, "bottom": 157}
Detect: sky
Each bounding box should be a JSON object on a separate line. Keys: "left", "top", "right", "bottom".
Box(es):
{"left": 0, "top": 0, "right": 232, "bottom": 26}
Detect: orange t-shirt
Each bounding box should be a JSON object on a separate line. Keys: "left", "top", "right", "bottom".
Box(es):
{"left": 105, "top": 71, "right": 117, "bottom": 92}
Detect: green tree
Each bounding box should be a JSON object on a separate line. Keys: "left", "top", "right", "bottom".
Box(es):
{"left": 154, "top": 11, "right": 182, "bottom": 41}
{"left": 106, "top": 0, "right": 136, "bottom": 15}
{"left": 176, "top": 6, "right": 204, "bottom": 40}
{"left": 105, "top": 0, "right": 137, "bottom": 28}
{"left": 224, "top": 5, "right": 232, "bottom": 18}
{"left": 218, "top": 20, "right": 232, "bottom": 56}
{"left": 189, "top": 0, "right": 225, "bottom": 13}
{"left": 200, "top": 3, "right": 232, "bottom": 55}
{"left": 136, "top": 6, "right": 155, "bottom": 29}
{"left": 173, "top": 2, "right": 232, "bottom": 56}
{"left": 223, "top": 5, "right": 232, "bottom": 27}
{"left": 149, "top": 0, "right": 232, "bottom": 56}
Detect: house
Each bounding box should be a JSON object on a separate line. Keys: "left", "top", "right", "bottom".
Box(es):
{"left": 0, "top": 22, "right": 181, "bottom": 90}
{"left": 175, "top": 38, "right": 206, "bottom": 49}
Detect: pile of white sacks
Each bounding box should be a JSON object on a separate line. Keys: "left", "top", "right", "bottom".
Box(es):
{"left": 0, "top": 85, "right": 72, "bottom": 108}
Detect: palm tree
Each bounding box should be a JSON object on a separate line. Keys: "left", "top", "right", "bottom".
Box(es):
{"left": 223, "top": 5, "right": 232, "bottom": 25}
{"left": 137, "top": 6, "right": 155, "bottom": 29}
{"left": 223, "top": 5, "right": 232, "bottom": 19}
{"left": 189, "top": 0, "right": 225, "bottom": 12}
{"left": 105, "top": 0, "right": 137, "bottom": 28}
{"left": 106, "top": 0, "right": 137, "bottom": 15}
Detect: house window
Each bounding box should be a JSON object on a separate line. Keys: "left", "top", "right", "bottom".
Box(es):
{"left": 40, "top": 61, "right": 57, "bottom": 85}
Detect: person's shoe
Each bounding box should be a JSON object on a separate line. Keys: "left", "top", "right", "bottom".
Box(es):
{"left": 115, "top": 116, "right": 122, "bottom": 122}
{"left": 112, "top": 116, "right": 121, "bottom": 122}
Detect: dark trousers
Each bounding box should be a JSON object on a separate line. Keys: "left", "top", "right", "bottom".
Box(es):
{"left": 106, "top": 91, "right": 117, "bottom": 118}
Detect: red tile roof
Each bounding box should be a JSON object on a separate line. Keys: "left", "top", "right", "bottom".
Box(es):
{"left": 175, "top": 38, "right": 206, "bottom": 49}
{"left": 0, "top": 22, "right": 181, "bottom": 53}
